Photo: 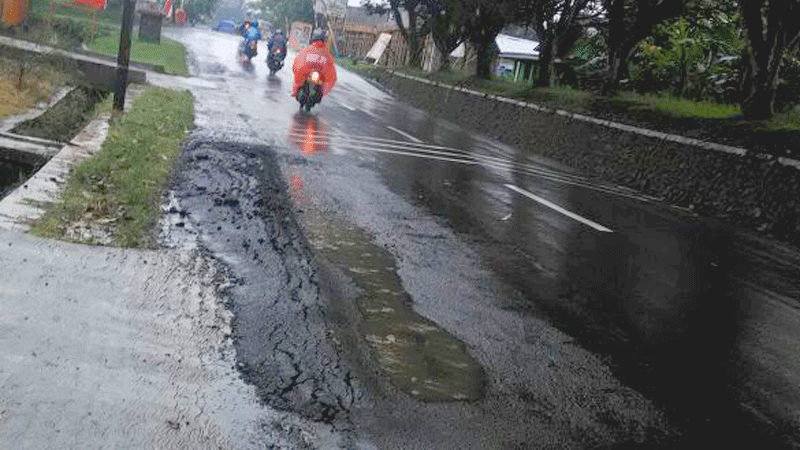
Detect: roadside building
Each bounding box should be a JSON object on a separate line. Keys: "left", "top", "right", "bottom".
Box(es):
{"left": 493, "top": 34, "right": 540, "bottom": 81}
{"left": 420, "top": 33, "right": 539, "bottom": 78}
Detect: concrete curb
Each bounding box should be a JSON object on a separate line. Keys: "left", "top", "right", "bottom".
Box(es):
{"left": 0, "top": 86, "right": 76, "bottom": 132}
{"left": 0, "top": 36, "right": 147, "bottom": 90}
{"left": 387, "top": 70, "right": 800, "bottom": 171}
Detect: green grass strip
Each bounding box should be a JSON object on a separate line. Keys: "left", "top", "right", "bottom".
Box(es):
{"left": 88, "top": 35, "right": 189, "bottom": 76}
{"left": 31, "top": 86, "right": 194, "bottom": 248}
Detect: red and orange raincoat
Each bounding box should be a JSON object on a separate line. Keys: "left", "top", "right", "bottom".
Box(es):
{"left": 292, "top": 41, "right": 338, "bottom": 98}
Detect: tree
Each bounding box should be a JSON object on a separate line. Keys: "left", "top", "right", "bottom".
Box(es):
{"left": 635, "top": 7, "right": 742, "bottom": 100}
{"left": 425, "top": 0, "right": 468, "bottom": 70}
{"left": 653, "top": 19, "right": 705, "bottom": 97}
{"left": 184, "top": 0, "right": 220, "bottom": 23}
{"left": 258, "top": 0, "right": 314, "bottom": 32}
{"left": 739, "top": 0, "right": 800, "bottom": 119}
{"left": 461, "top": 0, "right": 536, "bottom": 79}
{"left": 530, "top": 0, "right": 596, "bottom": 87}
{"left": 601, "top": 0, "right": 685, "bottom": 91}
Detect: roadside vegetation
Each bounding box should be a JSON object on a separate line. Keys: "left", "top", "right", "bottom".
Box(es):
{"left": 3, "top": 0, "right": 189, "bottom": 76}
{"left": 87, "top": 34, "right": 189, "bottom": 76}
{"left": 31, "top": 87, "right": 194, "bottom": 248}
{"left": 346, "top": 0, "right": 799, "bottom": 124}
{"left": 0, "top": 55, "right": 68, "bottom": 120}
{"left": 29, "top": 0, "right": 124, "bottom": 27}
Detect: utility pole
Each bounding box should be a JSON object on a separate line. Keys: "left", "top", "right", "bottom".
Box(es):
{"left": 113, "top": 0, "right": 137, "bottom": 112}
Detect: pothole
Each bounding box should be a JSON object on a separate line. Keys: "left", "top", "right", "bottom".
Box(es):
{"left": 294, "top": 197, "right": 484, "bottom": 402}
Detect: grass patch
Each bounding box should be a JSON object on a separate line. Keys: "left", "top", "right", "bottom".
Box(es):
{"left": 394, "top": 66, "right": 739, "bottom": 119}
{"left": 617, "top": 92, "right": 740, "bottom": 119}
{"left": 87, "top": 35, "right": 189, "bottom": 76}
{"left": 379, "top": 66, "right": 800, "bottom": 154}
{"left": 0, "top": 69, "right": 54, "bottom": 120}
{"left": 31, "top": 86, "right": 194, "bottom": 248}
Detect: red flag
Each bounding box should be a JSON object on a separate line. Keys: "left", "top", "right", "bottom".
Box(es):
{"left": 161, "top": 0, "right": 173, "bottom": 16}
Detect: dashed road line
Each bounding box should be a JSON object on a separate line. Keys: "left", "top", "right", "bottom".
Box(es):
{"left": 505, "top": 184, "right": 614, "bottom": 233}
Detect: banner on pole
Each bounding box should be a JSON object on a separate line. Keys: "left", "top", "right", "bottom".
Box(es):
{"left": 73, "top": 0, "right": 108, "bottom": 10}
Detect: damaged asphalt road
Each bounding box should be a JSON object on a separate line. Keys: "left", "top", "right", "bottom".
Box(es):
{"left": 147, "top": 26, "right": 800, "bottom": 449}
{"left": 165, "top": 138, "right": 357, "bottom": 426}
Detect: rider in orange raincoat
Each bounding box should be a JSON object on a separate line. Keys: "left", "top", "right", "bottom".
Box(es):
{"left": 292, "top": 29, "right": 337, "bottom": 101}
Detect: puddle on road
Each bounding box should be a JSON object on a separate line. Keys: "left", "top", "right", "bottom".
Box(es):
{"left": 292, "top": 188, "right": 483, "bottom": 402}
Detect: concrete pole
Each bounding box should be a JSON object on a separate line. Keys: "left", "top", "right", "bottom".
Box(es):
{"left": 113, "top": 0, "right": 136, "bottom": 112}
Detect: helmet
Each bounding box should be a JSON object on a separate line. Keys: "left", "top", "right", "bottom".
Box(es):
{"left": 310, "top": 28, "right": 327, "bottom": 43}
{"left": 275, "top": 29, "right": 283, "bottom": 35}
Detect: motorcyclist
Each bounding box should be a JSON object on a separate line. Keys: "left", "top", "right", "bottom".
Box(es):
{"left": 244, "top": 20, "right": 262, "bottom": 42}
{"left": 238, "top": 19, "right": 251, "bottom": 37}
{"left": 268, "top": 29, "right": 286, "bottom": 52}
{"left": 292, "top": 28, "right": 337, "bottom": 103}
{"left": 239, "top": 20, "right": 262, "bottom": 60}
{"left": 267, "top": 28, "right": 287, "bottom": 69}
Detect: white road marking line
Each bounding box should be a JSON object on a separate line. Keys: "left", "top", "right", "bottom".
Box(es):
{"left": 287, "top": 132, "right": 653, "bottom": 201}
{"left": 505, "top": 184, "right": 614, "bottom": 233}
{"left": 339, "top": 103, "right": 357, "bottom": 111}
{"left": 386, "top": 125, "right": 423, "bottom": 143}
{"left": 334, "top": 132, "right": 617, "bottom": 186}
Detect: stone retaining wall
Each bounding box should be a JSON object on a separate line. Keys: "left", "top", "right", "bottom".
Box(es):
{"left": 367, "top": 69, "right": 800, "bottom": 245}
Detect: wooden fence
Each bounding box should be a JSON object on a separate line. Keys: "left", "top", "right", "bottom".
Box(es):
{"left": 339, "top": 22, "right": 409, "bottom": 67}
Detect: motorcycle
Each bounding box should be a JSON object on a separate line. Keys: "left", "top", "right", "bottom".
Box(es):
{"left": 239, "top": 38, "right": 258, "bottom": 63}
{"left": 267, "top": 46, "right": 286, "bottom": 75}
{"left": 296, "top": 70, "right": 324, "bottom": 112}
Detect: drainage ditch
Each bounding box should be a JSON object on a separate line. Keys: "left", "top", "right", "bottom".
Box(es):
{"left": 0, "top": 159, "right": 35, "bottom": 197}
{"left": 10, "top": 86, "right": 106, "bottom": 142}
{"left": 0, "top": 86, "right": 107, "bottom": 198}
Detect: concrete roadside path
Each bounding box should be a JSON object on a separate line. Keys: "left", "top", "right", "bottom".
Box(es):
{"left": 0, "top": 231, "right": 244, "bottom": 449}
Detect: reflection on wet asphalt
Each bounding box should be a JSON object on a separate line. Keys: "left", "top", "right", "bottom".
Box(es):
{"left": 163, "top": 27, "right": 800, "bottom": 449}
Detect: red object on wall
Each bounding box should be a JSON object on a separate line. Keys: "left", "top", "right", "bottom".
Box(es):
{"left": 73, "top": 0, "right": 106, "bottom": 10}
{"left": 2, "top": 0, "right": 30, "bottom": 26}
{"left": 175, "top": 8, "right": 186, "bottom": 25}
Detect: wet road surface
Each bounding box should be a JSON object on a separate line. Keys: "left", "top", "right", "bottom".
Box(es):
{"left": 161, "top": 27, "right": 800, "bottom": 449}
